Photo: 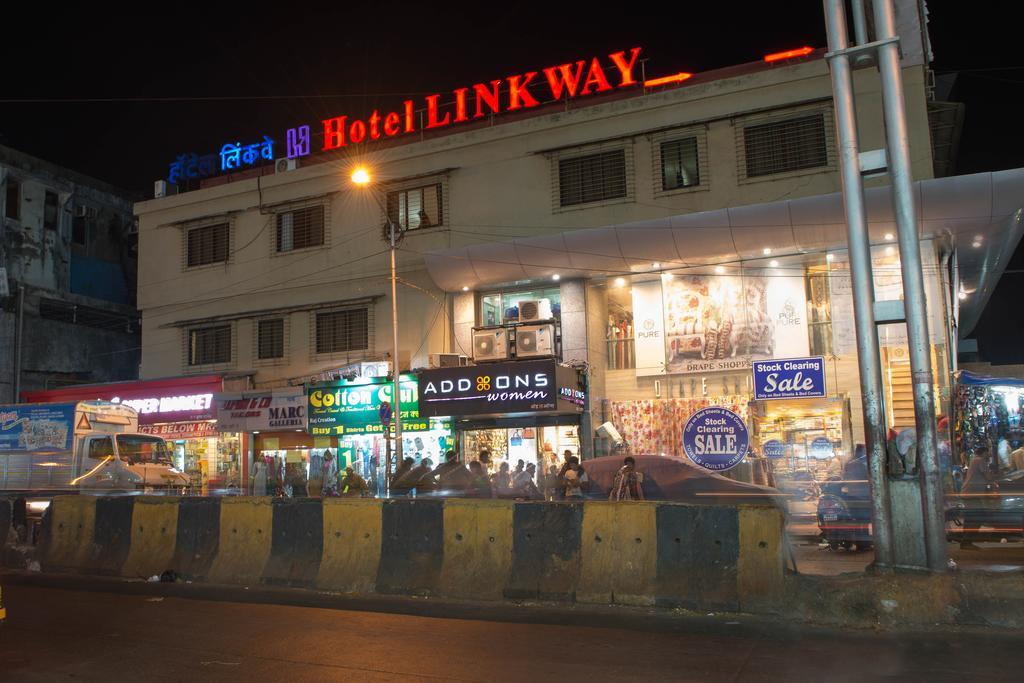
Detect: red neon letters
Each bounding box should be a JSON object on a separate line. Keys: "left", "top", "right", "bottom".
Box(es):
{"left": 320, "top": 48, "right": 645, "bottom": 151}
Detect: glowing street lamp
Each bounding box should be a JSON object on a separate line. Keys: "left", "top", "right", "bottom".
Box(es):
{"left": 350, "top": 166, "right": 403, "bottom": 492}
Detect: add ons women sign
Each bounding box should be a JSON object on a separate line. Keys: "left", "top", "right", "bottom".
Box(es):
{"left": 752, "top": 356, "right": 826, "bottom": 400}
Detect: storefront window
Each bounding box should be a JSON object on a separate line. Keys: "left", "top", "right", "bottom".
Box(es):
{"left": 480, "top": 286, "right": 560, "bottom": 326}
{"left": 806, "top": 266, "right": 832, "bottom": 356}
{"left": 607, "top": 281, "right": 635, "bottom": 369}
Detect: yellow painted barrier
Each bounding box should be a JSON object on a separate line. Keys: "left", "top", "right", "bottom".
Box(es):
{"left": 578, "top": 502, "right": 658, "bottom": 606}
{"left": 737, "top": 505, "right": 786, "bottom": 609}
{"left": 438, "top": 499, "right": 514, "bottom": 600}
{"left": 121, "top": 497, "right": 180, "bottom": 579}
{"left": 43, "top": 496, "right": 97, "bottom": 572}
{"left": 315, "top": 498, "right": 382, "bottom": 593}
{"left": 208, "top": 498, "right": 273, "bottom": 585}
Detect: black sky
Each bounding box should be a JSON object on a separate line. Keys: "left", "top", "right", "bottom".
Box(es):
{"left": 2, "top": 1, "right": 1020, "bottom": 362}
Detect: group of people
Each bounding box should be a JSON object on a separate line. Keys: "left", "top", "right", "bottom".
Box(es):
{"left": 249, "top": 451, "right": 371, "bottom": 498}
{"left": 247, "top": 448, "right": 647, "bottom": 501}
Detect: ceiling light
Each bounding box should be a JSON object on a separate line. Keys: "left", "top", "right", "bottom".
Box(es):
{"left": 714, "top": 265, "right": 725, "bottom": 274}
{"left": 885, "top": 246, "right": 895, "bottom": 256}
{"left": 614, "top": 277, "right": 626, "bottom": 287}
{"left": 769, "top": 260, "right": 779, "bottom": 267}
{"left": 958, "top": 290, "right": 968, "bottom": 300}
{"left": 461, "top": 286, "right": 469, "bottom": 291}
{"left": 651, "top": 262, "right": 660, "bottom": 269}
{"left": 552, "top": 274, "right": 560, "bottom": 281}
{"left": 762, "top": 248, "right": 772, "bottom": 255}
{"left": 884, "top": 233, "right": 894, "bottom": 241}
{"left": 826, "top": 253, "right": 834, "bottom": 262}
{"left": 971, "top": 241, "right": 982, "bottom": 249}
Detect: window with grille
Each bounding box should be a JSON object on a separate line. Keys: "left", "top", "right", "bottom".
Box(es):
{"left": 558, "top": 149, "right": 627, "bottom": 207}
{"left": 743, "top": 113, "right": 828, "bottom": 178}
{"left": 661, "top": 137, "right": 700, "bottom": 190}
{"left": 44, "top": 190, "right": 59, "bottom": 230}
{"left": 186, "top": 223, "right": 230, "bottom": 267}
{"left": 276, "top": 205, "right": 325, "bottom": 252}
{"left": 189, "top": 325, "right": 231, "bottom": 365}
{"left": 5, "top": 179, "right": 20, "bottom": 220}
{"left": 316, "top": 309, "right": 368, "bottom": 354}
{"left": 386, "top": 184, "right": 442, "bottom": 230}
{"left": 257, "top": 318, "right": 285, "bottom": 360}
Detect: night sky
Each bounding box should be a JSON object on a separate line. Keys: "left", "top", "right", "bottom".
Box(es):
{"left": 2, "top": 2, "right": 1019, "bottom": 362}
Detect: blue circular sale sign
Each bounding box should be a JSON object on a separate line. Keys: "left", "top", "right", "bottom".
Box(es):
{"left": 682, "top": 407, "right": 749, "bottom": 472}
{"left": 763, "top": 439, "right": 785, "bottom": 459}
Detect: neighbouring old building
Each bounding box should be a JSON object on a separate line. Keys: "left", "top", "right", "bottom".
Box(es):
{"left": 131, "top": 1, "right": 1022, "bottom": 487}
{"left": 1, "top": 144, "right": 140, "bottom": 401}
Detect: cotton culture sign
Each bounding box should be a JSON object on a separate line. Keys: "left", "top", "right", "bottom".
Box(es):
{"left": 752, "top": 356, "right": 826, "bottom": 400}
{"left": 307, "top": 376, "right": 424, "bottom": 436}
{"left": 167, "top": 48, "right": 689, "bottom": 182}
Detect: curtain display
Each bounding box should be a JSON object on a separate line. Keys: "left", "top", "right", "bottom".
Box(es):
{"left": 609, "top": 396, "right": 749, "bottom": 455}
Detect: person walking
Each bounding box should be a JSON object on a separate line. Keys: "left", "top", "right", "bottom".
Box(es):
{"left": 320, "top": 450, "right": 340, "bottom": 497}
{"left": 609, "top": 456, "right": 645, "bottom": 501}
{"left": 251, "top": 456, "right": 268, "bottom": 496}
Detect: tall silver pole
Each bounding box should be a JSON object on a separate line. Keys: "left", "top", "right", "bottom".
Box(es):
{"left": 873, "top": 0, "right": 947, "bottom": 572}
{"left": 389, "top": 218, "right": 403, "bottom": 494}
{"left": 850, "top": 0, "right": 870, "bottom": 45}
{"left": 823, "top": 0, "right": 894, "bottom": 568}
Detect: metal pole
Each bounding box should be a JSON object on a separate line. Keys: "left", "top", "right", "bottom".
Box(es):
{"left": 850, "top": 0, "right": 870, "bottom": 45}
{"left": 389, "top": 219, "right": 403, "bottom": 496}
{"left": 12, "top": 285, "right": 25, "bottom": 402}
{"left": 823, "top": 0, "right": 895, "bottom": 568}
{"left": 873, "top": 0, "right": 947, "bottom": 572}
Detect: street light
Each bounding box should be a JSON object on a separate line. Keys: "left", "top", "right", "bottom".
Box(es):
{"left": 351, "top": 166, "right": 403, "bottom": 493}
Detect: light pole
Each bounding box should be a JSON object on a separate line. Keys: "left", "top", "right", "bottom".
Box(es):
{"left": 351, "top": 167, "right": 404, "bottom": 492}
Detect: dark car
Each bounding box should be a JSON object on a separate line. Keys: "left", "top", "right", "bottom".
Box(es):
{"left": 582, "top": 454, "right": 785, "bottom": 509}
{"left": 952, "top": 468, "right": 1024, "bottom": 543}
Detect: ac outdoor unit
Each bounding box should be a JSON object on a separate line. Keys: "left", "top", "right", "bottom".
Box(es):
{"left": 596, "top": 421, "right": 624, "bottom": 446}
{"left": 154, "top": 180, "right": 171, "bottom": 198}
{"left": 472, "top": 328, "right": 509, "bottom": 362}
{"left": 517, "top": 299, "right": 552, "bottom": 322}
{"left": 276, "top": 158, "right": 298, "bottom": 173}
{"left": 514, "top": 323, "right": 555, "bottom": 358}
{"left": 429, "top": 353, "right": 469, "bottom": 368}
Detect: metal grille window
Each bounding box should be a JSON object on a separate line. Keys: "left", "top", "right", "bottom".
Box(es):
{"left": 44, "top": 190, "right": 59, "bottom": 230}
{"left": 257, "top": 318, "right": 285, "bottom": 360}
{"left": 743, "top": 113, "right": 828, "bottom": 178}
{"left": 661, "top": 137, "right": 700, "bottom": 190}
{"left": 187, "top": 223, "right": 230, "bottom": 267}
{"left": 189, "top": 325, "right": 232, "bottom": 365}
{"left": 387, "top": 184, "right": 442, "bottom": 230}
{"left": 558, "top": 150, "right": 627, "bottom": 206}
{"left": 276, "top": 206, "right": 325, "bottom": 252}
{"left": 5, "top": 179, "right": 20, "bottom": 220}
{"left": 316, "top": 309, "right": 368, "bottom": 354}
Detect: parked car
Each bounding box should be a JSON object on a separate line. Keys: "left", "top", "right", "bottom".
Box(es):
{"left": 583, "top": 454, "right": 785, "bottom": 509}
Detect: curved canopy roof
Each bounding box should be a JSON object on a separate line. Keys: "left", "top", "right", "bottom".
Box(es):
{"left": 424, "top": 169, "right": 1024, "bottom": 337}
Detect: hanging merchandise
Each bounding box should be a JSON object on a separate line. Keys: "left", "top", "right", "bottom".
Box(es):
{"left": 510, "top": 429, "right": 524, "bottom": 447}
{"left": 523, "top": 427, "right": 535, "bottom": 439}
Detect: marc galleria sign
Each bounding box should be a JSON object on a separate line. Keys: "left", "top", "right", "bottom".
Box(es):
{"left": 168, "top": 48, "right": 692, "bottom": 182}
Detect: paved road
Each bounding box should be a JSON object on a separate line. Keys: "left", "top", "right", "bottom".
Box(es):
{"left": 2, "top": 579, "right": 1022, "bottom": 682}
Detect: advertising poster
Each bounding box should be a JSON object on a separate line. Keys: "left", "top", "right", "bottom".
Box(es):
{"left": 663, "top": 274, "right": 780, "bottom": 374}
{"left": 630, "top": 280, "right": 667, "bottom": 376}
{"left": 0, "top": 403, "right": 76, "bottom": 452}
{"left": 216, "top": 390, "right": 307, "bottom": 432}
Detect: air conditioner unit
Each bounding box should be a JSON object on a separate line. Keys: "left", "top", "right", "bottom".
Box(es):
{"left": 429, "top": 353, "right": 470, "bottom": 368}
{"left": 517, "top": 298, "right": 553, "bottom": 322}
{"left": 74, "top": 206, "right": 97, "bottom": 218}
{"left": 154, "top": 180, "right": 170, "bottom": 198}
{"left": 472, "top": 327, "right": 509, "bottom": 362}
{"left": 514, "top": 323, "right": 555, "bottom": 358}
{"left": 276, "top": 158, "right": 298, "bottom": 173}
{"left": 596, "top": 421, "right": 624, "bottom": 446}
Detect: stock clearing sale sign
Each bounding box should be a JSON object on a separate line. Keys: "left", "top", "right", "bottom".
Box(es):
{"left": 752, "top": 356, "right": 826, "bottom": 401}
{"left": 682, "top": 406, "right": 749, "bottom": 472}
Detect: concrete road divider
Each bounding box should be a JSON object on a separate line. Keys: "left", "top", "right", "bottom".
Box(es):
{"left": 28, "top": 496, "right": 786, "bottom": 613}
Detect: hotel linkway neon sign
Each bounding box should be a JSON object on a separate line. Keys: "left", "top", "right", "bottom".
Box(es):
{"left": 167, "top": 47, "right": 693, "bottom": 183}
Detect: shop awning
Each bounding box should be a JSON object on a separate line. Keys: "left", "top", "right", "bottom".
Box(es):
{"left": 423, "top": 169, "right": 1024, "bottom": 337}
{"left": 956, "top": 370, "right": 1024, "bottom": 389}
